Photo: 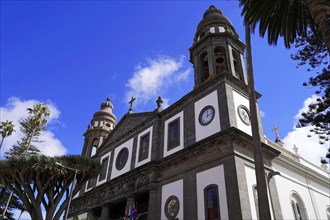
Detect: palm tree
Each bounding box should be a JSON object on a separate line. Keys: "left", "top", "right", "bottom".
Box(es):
{"left": 239, "top": 1, "right": 330, "bottom": 219}
{"left": 0, "top": 120, "right": 15, "bottom": 154}
{"left": 244, "top": 25, "right": 272, "bottom": 219}
{"left": 24, "top": 103, "right": 50, "bottom": 153}
{"left": 1, "top": 103, "right": 50, "bottom": 218}
{"left": 240, "top": 0, "right": 330, "bottom": 53}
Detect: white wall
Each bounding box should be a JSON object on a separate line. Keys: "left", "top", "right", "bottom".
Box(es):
{"left": 272, "top": 162, "right": 330, "bottom": 220}
{"left": 244, "top": 165, "right": 274, "bottom": 220}
{"left": 111, "top": 138, "right": 133, "bottom": 179}
{"left": 161, "top": 179, "right": 184, "bottom": 220}
{"left": 194, "top": 90, "right": 221, "bottom": 142}
{"left": 244, "top": 165, "right": 258, "bottom": 220}
{"left": 232, "top": 90, "right": 252, "bottom": 136}
{"left": 196, "top": 165, "right": 228, "bottom": 220}
{"left": 96, "top": 151, "right": 111, "bottom": 186}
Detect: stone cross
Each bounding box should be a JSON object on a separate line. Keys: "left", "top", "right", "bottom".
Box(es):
{"left": 129, "top": 97, "right": 136, "bottom": 112}
{"left": 156, "top": 96, "right": 163, "bottom": 108}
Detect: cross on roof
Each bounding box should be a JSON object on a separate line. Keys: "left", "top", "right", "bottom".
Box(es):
{"left": 128, "top": 97, "right": 136, "bottom": 112}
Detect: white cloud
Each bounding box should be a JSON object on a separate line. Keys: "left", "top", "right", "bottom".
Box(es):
{"left": 175, "top": 69, "right": 191, "bottom": 82}
{"left": 162, "top": 98, "right": 170, "bottom": 109}
{"left": 283, "top": 95, "right": 328, "bottom": 166}
{"left": 260, "top": 110, "right": 265, "bottom": 118}
{"left": 0, "top": 97, "right": 67, "bottom": 157}
{"left": 13, "top": 209, "right": 47, "bottom": 220}
{"left": 13, "top": 209, "right": 32, "bottom": 220}
{"left": 125, "top": 55, "right": 191, "bottom": 106}
{"left": 294, "top": 94, "right": 319, "bottom": 120}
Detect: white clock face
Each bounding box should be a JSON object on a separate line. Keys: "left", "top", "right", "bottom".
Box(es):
{"left": 238, "top": 105, "right": 250, "bottom": 125}
{"left": 199, "top": 105, "right": 215, "bottom": 126}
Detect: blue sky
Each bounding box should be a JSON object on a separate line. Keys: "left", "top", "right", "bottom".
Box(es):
{"left": 1, "top": 1, "right": 327, "bottom": 166}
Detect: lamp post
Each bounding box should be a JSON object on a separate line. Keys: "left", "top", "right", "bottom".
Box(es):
{"left": 0, "top": 189, "right": 13, "bottom": 220}
{"left": 267, "top": 171, "right": 281, "bottom": 220}
{"left": 55, "top": 162, "right": 80, "bottom": 220}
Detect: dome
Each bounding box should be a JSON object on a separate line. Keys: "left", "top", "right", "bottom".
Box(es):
{"left": 194, "top": 5, "right": 238, "bottom": 42}
{"left": 92, "top": 97, "right": 116, "bottom": 124}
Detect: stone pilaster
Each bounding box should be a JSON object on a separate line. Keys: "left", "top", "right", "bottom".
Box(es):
{"left": 147, "top": 186, "right": 159, "bottom": 220}
{"left": 100, "top": 205, "right": 109, "bottom": 220}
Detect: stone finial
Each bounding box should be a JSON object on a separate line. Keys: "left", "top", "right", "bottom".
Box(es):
{"left": 100, "top": 97, "right": 113, "bottom": 110}
{"left": 293, "top": 145, "right": 299, "bottom": 155}
{"left": 203, "top": 5, "right": 223, "bottom": 18}
{"left": 155, "top": 96, "right": 163, "bottom": 112}
{"left": 320, "top": 163, "right": 328, "bottom": 171}
{"left": 128, "top": 97, "right": 136, "bottom": 113}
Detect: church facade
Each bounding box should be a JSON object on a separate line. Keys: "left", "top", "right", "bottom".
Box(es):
{"left": 69, "top": 6, "right": 330, "bottom": 220}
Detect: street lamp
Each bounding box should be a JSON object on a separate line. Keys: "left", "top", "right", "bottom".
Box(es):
{"left": 267, "top": 171, "right": 281, "bottom": 220}
{"left": 55, "top": 162, "right": 80, "bottom": 220}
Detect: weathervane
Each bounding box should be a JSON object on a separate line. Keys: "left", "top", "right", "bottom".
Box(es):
{"left": 272, "top": 124, "right": 284, "bottom": 146}
{"left": 128, "top": 97, "right": 136, "bottom": 113}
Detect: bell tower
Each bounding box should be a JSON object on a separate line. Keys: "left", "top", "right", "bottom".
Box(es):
{"left": 190, "top": 5, "right": 247, "bottom": 88}
{"left": 190, "top": 5, "right": 265, "bottom": 142}
{"left": 82, "top": 97, "right": 117, "bottom": 157}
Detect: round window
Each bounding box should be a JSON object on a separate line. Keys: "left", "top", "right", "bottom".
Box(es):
{"left": 116, "top": 148, "right": 129, "bottom": 170}
{"left": 164, "top": 195, "right": 180, "bottom": 219}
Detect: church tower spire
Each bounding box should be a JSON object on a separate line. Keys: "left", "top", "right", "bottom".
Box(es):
{"left": 190, "top": 5, "right": 247, "bottom": 88}
{"left": 82, "top": 97, "right": 117, "bottom": 157}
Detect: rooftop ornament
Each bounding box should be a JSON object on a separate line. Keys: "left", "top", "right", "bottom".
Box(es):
{"left": 128, "top": 97, "right": 136, "bottom": 113}
{"left": 155, "top": 96, "right": 163, "bottom": 112}
{"left": 272, "top": 124, "right": 284, "bottom": 147}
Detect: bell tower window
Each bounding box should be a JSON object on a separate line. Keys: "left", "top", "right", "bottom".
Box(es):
{"left": 232, "top": 49, "right": 243, "bottom": 80}
{"left": 200, "top": 51, "right": 209, "bottom": 84}
{"left": 214, "top": 46, "right": 227, "bottom": 75}
{"left": 91, "top": 138, "right": 99, "bottom": 157}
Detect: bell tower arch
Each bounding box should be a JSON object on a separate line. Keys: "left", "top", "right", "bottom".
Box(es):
{"left": 190, "top": 5, "right": 247, "bottom": 88}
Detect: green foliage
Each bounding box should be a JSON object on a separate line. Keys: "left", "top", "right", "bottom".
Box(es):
{"left": 292, "top": 30, "right": 330, "bottom": 161}
{"left": 291, "top": 30, "right": 328, "bottom": 70}
{"left": 0, "top": 102, "right": 101, "bottom": 219}
{"left": 5, "top": 103, "right": 50, "bottom": 157}
{"left": 0, "top": 121, "right": 15, "bottom": 139}
{"left": 240, "top": 0, "right": 311, "bottom": 48}
{"left": 0, "top": 155, "right": 101, "bottom": 220}
{"left": 0, "top": 120, "right": 15, "bottom": 155}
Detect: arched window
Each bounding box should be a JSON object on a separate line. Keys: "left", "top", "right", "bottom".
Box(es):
{"left": 291, "top": 192, "right": 308, "bottom": 220}
{"left": 199, "top": 31, "right": 206, "bottom": 40}
{"left": 214, "top": 47, "right": 227, "bottom": 74}
{"left": 231, "top": 49, "right": 243, "bottom": 80}
{"left": 204, "top": 184, "right": 220, "bottom": 220}
{"left": 91, "top": 138, "right": 99, "bottom": 157}
{"left": 200, "top": 51, "right": 209, "bottom": 84}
